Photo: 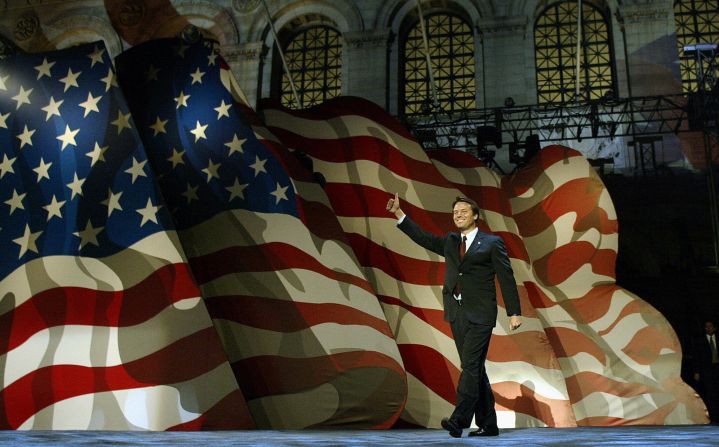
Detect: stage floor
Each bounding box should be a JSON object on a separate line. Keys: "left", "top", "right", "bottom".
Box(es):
{"left": 0, "top": 425, "right": 717, "bottom": 446}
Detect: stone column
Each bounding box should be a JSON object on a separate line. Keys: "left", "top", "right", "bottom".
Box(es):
{"left": 476, "top": 16, "right": 531, "bottom": 107}
{"left": 617, "top": 0, "right": 678, "bottom": 97}
{"left": 343, "top": 30, "right": 390, "bottom": 108}
{"left": 221, "top": 41, "right": 266, "bottom": 108}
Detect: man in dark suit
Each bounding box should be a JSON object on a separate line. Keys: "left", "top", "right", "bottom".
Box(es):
{"left": 386, "top": 194, "right": 521, "bottom": 438}
{"left": 693, "top": 319, "right": 719, "bottom": 423}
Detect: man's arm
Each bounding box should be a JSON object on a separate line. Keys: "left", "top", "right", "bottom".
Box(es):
{"left": 386, "top": 193, "right": 445, "bottom": 256}
{"left": 491, "top": 236, "right": 522, "bottom": 331}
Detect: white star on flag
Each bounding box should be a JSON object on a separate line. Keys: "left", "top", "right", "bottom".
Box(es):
{"left": 125, "top": 157, "right": 148, "bottom": 183}
{"left": 73, "top": 219, "right": 104, "bottom": 248}
{"left": 4, "top": 189, "right": 26, "bottom": 214}
{"left": 88, "top": 45, "right": 106, "bottom": 67}
{"left": 226, "top": 178, "right": 248, "bottom": 201}
{"left": 167, "top": 148, "right": 185, "bottom": 168}
{"left": 225, "top": 134, "right": 246, "bottom": 155}
{"left": 102, "top": 189, "right": 123, "bottom": 216}
{"left": 201, "top": 159, "right": 221, "bottom": 181}
{"left": 190, "top": 67, "right": 205, "bottom": 84}
{"left": 16, "top": 125, "right": 35, "bottom": 148}
{"left": 101, "top": 68, "right": 118, "bottom": 91}
{"left": 34, "top": 57, "right": 55, "bottom": 79}
{"left": 0, "top": 153, "right": 15, "bottom": 178}
{"left": 270, "top": 182, "right": 290, "bottom": 204}
{"left": 111, "top": 110, "right": 133, "bottom": 134}
{"left": 66, "top": 173, "right": 85, "bottom": 199}
{"left": 86, "top": 142, "right": 108, "bottom": 166}
{"left": 190, "top": 121, "right": 208, "bottom": 142}
{"left": 32, "top": 157, "right": 52, "bottom": 182}
{"left": 136, "top": 198, "right": 161, "bottom": 227}
{"left": 214, "top": 100, "right": 231, "bottom": 119}
{"left": 174, "top": 91, "right": 190, "bottom": 108}
{"left": 41, "top": 96, "right": 63, "bottom": 121}
{"left": 43, "top": 195, "right": 66, "bottom": 221}
{"left": 150, "top": 117, "right": 168, "bottom": 136}
{"left": 59, "top": 68, "right": 81, "bottom": 91}
{"left": 182, "top": 184, "right": 199, "bottom": 203}
{"left": 12, "top": 86, "right": 32, "bottom": 110}
{"left": 56, "top": 125, "right": 80, "bottom": 150}
{"left": 250, "top": 156, "right": 267, "bottom": 176}
{"left": 13, "top": 224, "right": 42, "bottom": 258}
{"left": 79, "top": 92, "right": 102, "bottom": 117}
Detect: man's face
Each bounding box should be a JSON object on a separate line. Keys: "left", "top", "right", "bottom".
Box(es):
{"left": 453, "top": 202, "right": 477, "bottom": 232}
{"left": 706, "top": 321, "right": 716, "bottom": 335}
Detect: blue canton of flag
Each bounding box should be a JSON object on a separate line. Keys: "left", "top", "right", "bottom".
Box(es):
{"left": 0, "top": 41, "right": 172, "bottom": 279}
{"left": 115, "top": 38, "right": 297, "bottom": 230}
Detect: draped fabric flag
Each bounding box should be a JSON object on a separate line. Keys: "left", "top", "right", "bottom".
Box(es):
{"left": 115, "top": 39, "right": 407, "bottom": 429}
{"left": 259, "top": 96, "right": 707, "bottom": 427}
{"left": 498, "top": 146, "right": 705, "bottom": 425}
{"left": 0, "top": 42, "right": 253, "bottom": 430}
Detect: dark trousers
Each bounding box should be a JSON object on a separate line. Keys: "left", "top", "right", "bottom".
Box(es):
{"left": 449, "top": 309, "right": 496, "bottom": 428}
{"left": 701, "top": 363, "right": 719, "bottom": 422}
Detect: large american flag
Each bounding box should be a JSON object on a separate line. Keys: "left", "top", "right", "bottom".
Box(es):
{"left": 114, "top": 38, "right": 407, "bottom": 429}
{"left": 0, "top": 42, "right": 253, "bottom": 430}
{"left": 260, "top": 96, "right": 708, "bottom": 427}
{"left": 0, "top": 37, "right": 707, "bottom": 431}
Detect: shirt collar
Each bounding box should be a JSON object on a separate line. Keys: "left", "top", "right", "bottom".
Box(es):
{"left": 461, "top": 226, "right": 479, "bottom": 247}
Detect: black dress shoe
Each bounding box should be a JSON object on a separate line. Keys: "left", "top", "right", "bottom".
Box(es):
{"left": 468, "top": 425, "right": 499, "bottom": 437}
{"left": 440, "top": 417, "right": 462, "bottom": 438}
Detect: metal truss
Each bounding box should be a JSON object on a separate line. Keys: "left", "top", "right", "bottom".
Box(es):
{"left": 404, "top": 94, "right": 691, "bottom": 154}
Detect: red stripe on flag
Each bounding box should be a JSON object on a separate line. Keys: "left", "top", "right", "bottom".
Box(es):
{"left": 397, "top": 344, "right": 459, "bottom": 405}
{"left": 377, "top": 295, "right": 450, "bottom": 338}
{"left": 167, "top": 389, "right": 254, "bottom": 430}
{"left": 0, "top": 327, "right": 228, "bottom": 429}
{"left": 533, "top": 242, "right": 615, "bottom": 286}
{"left": 543, "top": 327, "right": 606, "bottom": 363}
{"left": 205, "top": 295, "right": 394, "bottom": 338}
{"left": 345, "top": 234, "right": 445, "bottom": 285}
{"left": 260, "top": 97, "right": 415, "bottom": 139}
{"left": 189, "top": 242, "right": 375, "bottom": 296}
{"left": 1, "top": 263, "right": 199, "bottom": 355}
{"left": 231, "top": 351, "right": 406, "bottom": 401}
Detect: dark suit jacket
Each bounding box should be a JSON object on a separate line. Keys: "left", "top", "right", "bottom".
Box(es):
{"left": 398, "top": 216, "right": 521, "bottom": 326}
{"left": 693, "top": 333, "right": 719, "bottom": 375}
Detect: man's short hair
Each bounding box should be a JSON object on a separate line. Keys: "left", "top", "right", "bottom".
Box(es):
{"left": 452, "top": 196, "right": 480, "bottom": 216}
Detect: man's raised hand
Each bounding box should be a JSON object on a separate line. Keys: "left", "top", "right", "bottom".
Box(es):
{"left": 386, "top": 193, "right": 404, "bottom": 219}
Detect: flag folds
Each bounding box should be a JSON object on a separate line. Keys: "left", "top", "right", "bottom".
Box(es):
{"left": 0, "top": 36, "right": 706, "bottom": 431}
{"left": 260, "top": 96, "right": 707, "bottom": 427}
{"left": 115, "top": 39, "right": 407, "bottom": 429}
{"left": 0, "top": 42, "right": 252, "bottom": 430}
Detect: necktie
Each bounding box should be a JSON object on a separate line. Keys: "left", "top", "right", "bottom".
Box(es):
{"left": 711, "top": 335, "right": 718, "bottom": 364}
{"left": 452, "top": 236, "right": 466, "bottom": 302}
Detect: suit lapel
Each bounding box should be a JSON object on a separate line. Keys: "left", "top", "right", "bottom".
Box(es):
{"left": 465, "top": 232, "right": 483, "bottom": 256}
{"left": 456, "top": 231, "right": 483, "bottom": 265}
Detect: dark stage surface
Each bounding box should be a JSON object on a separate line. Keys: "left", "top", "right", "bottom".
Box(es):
{"left": 1, "top": 426, "right": 718, "bottom": 446}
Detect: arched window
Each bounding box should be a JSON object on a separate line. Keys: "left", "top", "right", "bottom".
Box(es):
{"left": 278, "top": 25, "right": 342, "bottom": 109}
{"left": 674, "top": 0, "right": 719, "bottom": 93}
{"left": 401, "top": 12, "right": 476, "bottom": 116}
{"left": 534, "top": 1, "right": 615, "bottom": 104}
